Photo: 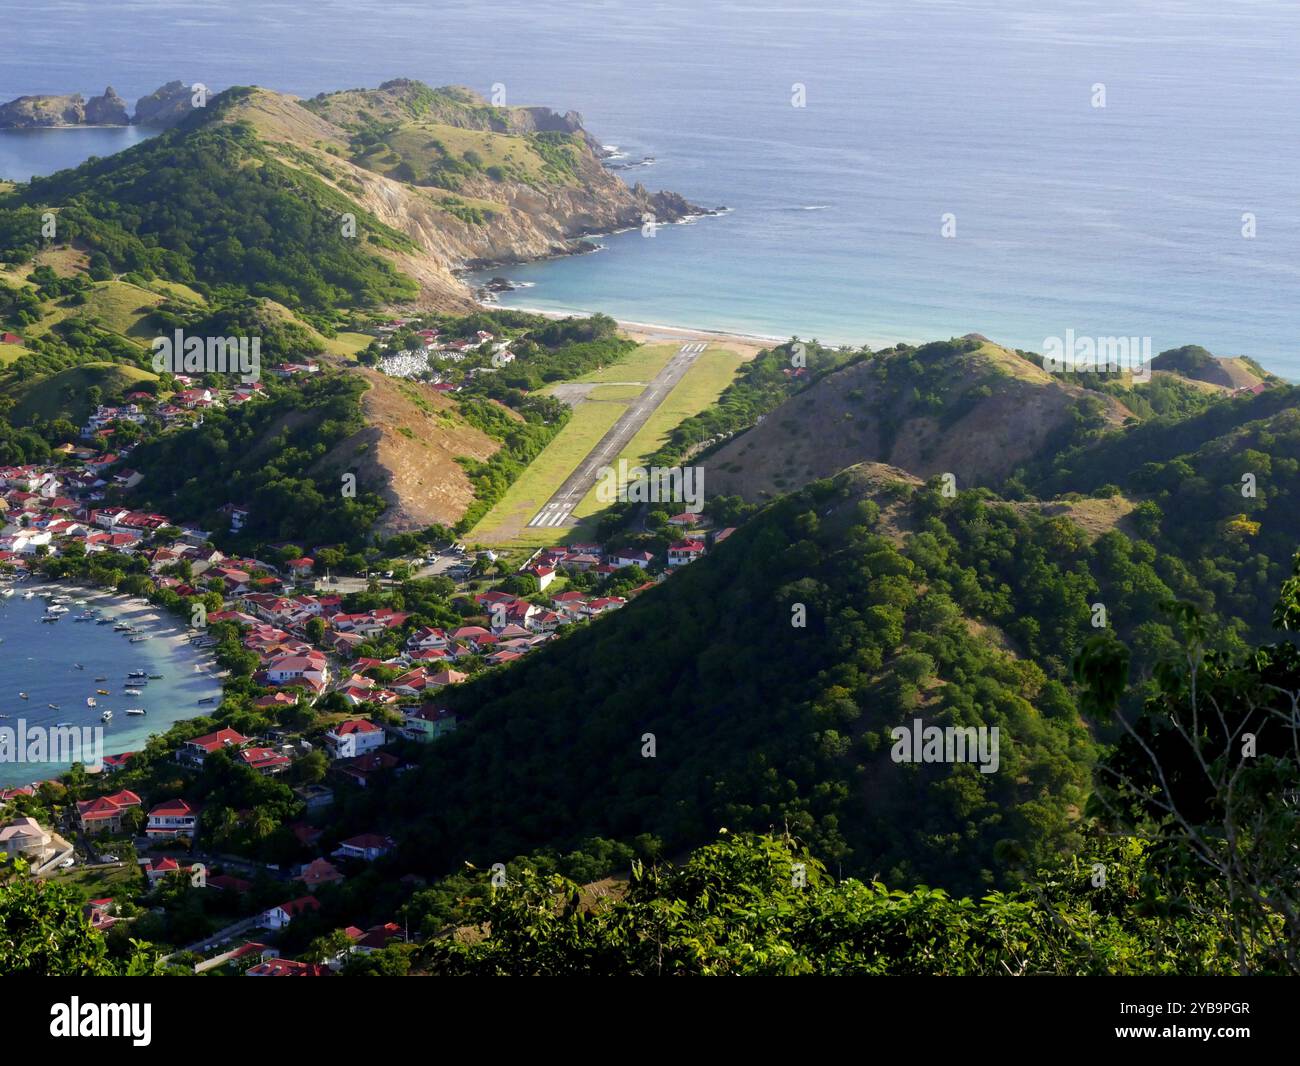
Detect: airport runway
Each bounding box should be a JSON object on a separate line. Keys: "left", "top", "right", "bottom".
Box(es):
{"left": 527, "top": 342, "right": 707, "bottom": 528}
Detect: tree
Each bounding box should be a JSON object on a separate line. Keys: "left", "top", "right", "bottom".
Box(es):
{"left": 0, "top": 856, "right": 150, "bottom": 975}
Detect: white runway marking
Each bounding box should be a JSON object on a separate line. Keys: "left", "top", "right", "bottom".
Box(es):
{"left": 524, "top": 342, "right": 709, "bottom": 528}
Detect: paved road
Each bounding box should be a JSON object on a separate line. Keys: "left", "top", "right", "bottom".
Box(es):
{"left": 527, "top": 342, "right": 707, "bottom": 529}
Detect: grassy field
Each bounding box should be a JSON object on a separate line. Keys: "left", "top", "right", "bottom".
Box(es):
{"left": 574, "top": 343, "right": 678, "bottom": 384}
{"left": 25, "top": 280, "right": 162, "bottom": 344}
{"left": 572, "top": 345, "right": 747, "bottom": 518}
{"left": 319, "top": 331, "right": 374, "bottom": 358}
{"left": 45, "top": 860, "right": 142, "bottom": 899}
{"left": 468, "top": 342, "right": 749, "bottom": 548}
{"left": 468, "top": 398, "right": 627, "bottom": 547}
{"left": 12, "top": 362, "right": 159, "bottom": 424}
{"left": 0, "top": 344, "right": 32, "bottom": 366}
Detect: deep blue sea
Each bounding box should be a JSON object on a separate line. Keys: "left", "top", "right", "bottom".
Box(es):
{"left": 0, "top": 589, "right": 221, "bottom": 786}
{"left": 2, "top": 0, "right": 1299, "bottom": 372}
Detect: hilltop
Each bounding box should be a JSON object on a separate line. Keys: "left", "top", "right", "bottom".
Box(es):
{"left": 0, "top": 80, "right": 709, "bottom": 319}
{"left": 702, "top": 337, "right": 1130, "bottom": 501}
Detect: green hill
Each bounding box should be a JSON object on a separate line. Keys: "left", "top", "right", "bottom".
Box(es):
{"left": 11, "top": 361, "right": 157, "bottom": 424}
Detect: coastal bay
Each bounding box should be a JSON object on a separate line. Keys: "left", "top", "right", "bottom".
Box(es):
{"left": 0, "top": 582, "right": 223, "bottom": 787}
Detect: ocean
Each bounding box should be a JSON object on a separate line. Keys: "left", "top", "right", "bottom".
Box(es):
{"left": 0, "top": 588, "right": 222, "bottom": 786}
{"left": 2, "top": 0, "right": 1299, "bottom": 373}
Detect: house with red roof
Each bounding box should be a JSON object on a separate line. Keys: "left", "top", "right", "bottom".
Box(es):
{"left": 298, "top": 858, "right": 345, "bottom": 889}
{"left": 239, "top": 747, "right": 293, "bottom": 776}
{"left": 667, "top": 540, "right": 706, "bottom": 566}
{"left": 146, "top": 799, "right": 198, "bottom": 839}
{"left": 333, "top": 751, "right": 401, "bottom": 789}
{"left": 143, "top": 855, "right": 189, "bottom": 884}
{"left": 76, "top": 789, "right": 142, "bottom": 835}
{"left": 262, "top": 895, "right": 321, "bottom": 930}
{"left": 325, "top": 719, "right": 386, "bottom": 760}
{"left": 350, "top": 922, "right": 404, "bottom": 954}
{"left": 246, "top": 958, "right": 330, "bottom": 976}
{"left": 179, "top": 727, "right": 249, "bottom": 766}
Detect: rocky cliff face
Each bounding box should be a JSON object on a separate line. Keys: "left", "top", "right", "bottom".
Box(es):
{"left": 85, "top": 86, "right": 130, "bottom": 125}
{"left": 0, "top": 81, "right": 189, "bottom": 127}
{"left": 0, "top": 93, "right": 86, "bottom": 128}
{"left": 132, "top": 81, "right": 195, "bottom": 128}
{"left": 220, "top": 82, "right": 719, "bottom": 308}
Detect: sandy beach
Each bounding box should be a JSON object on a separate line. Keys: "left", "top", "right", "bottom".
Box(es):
{"left": 481, "top": 301, "right": 783, "bottom": 358}
{"left": 30, "top": 579, "right": 228, "bottom": 684}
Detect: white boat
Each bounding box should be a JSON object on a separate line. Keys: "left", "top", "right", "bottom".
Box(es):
{"left": 125, "top": 708, "right": 146, "bottom": 716}
{"left": 0, "top": 587, "right": 13, "bottom": 598}
{"left": 100, "top": 710, "right": 112, "bottom": 722}
{"left": 86, "top": 697, "right": 97, "bottom": 707}
{"left": 123, "top": 688, "right": 142, "bottom": 696}
{"left": 129, "top": 635, "right": 150, "bottom": 643}
{"left": 22, "top": 591, "right": 34, "bottom": 599}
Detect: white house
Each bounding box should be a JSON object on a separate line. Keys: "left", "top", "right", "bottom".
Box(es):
{"left": 325, "top": 719, "right": 386, "bottom": 760}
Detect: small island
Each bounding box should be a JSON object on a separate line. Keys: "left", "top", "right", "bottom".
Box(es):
{"left": 0, "top": 81, "right": 194, "bottom": 129}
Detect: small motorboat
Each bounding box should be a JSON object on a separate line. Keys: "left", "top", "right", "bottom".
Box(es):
{"left": 40, "top": 614, "right": 59, "bottom": 623}
{"left": 96, "top": 618, "right": 113, "bottom": 625}
{"left": 18, "top": 692, "right": 28, "bottom": 700}
{"left": 47, "top": 703, "right": 59, "bottom": 710}
{"left": 125, "top": 708, "right": 146, "bottom": 716}
{"left": 94, "top": 676, "right": 108, "bottom": 682}
{"left": 22, "top": 591, "right": 35, "bottom": 599}
{"left": 197, "top": 696, "right": 216, "bottom": 705}
{"left": 149, "top": 674, "right": 164, "bottom": 680}
{"left": 96, "top": 689, "right": 110, "bottom": 696}
{"left": 100, "top": 709, "right": 112, "bottom": 722}
{"left": 86, "top": 697, "right": 97, "bottom": 707}
{"left": 129, "top": 635, "right": 150, "bottom": 643}
{"left": 55, "top": 721, "right": 71, "bottom": 727}
{"left": 123, "top": 688, "right": 142, "bottom": 697}
{"left": 127, "top": 670, "right": 147, "bottom": 679}
{"left": 0, "top": 587, "right": 13, "bottom": 598}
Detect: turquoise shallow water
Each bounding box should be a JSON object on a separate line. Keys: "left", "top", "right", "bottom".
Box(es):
{"left": 1, "top": 1, "right": 1298, "bottom": 371}
{"left": 0, "top": 588, "right": 222, "bottom": 786}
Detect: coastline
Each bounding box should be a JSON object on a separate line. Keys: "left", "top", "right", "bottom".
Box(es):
{"left": 0, "top": 578, "right": 226, "bottom": 786}
{"left": 481, "top": 301, "right": 786, "bottom": 357}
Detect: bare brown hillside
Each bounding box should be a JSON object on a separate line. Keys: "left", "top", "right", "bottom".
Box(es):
{"left": 315, "top": 370, "right": 501, "bottom": 533}
{"left": 704, "top": 339, "right": 1132, "bottom": 501}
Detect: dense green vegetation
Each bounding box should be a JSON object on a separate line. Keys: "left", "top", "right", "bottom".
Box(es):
{"left": 422, "top": 830, "right": 1265, "bottom": 975}
{"left": 0, "top": 105, "right": 418, "bottom": 326}
{"left": 1023, "top": 386, "right": 1300, "bottom": 633}
{"left": 125, "top": 374, "right": 386, "bottom": 549}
